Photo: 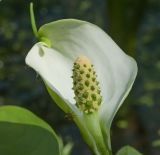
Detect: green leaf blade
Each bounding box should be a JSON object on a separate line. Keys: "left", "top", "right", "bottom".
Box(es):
{"left": 0, "top": 105, "right": 60, "bottom": 155}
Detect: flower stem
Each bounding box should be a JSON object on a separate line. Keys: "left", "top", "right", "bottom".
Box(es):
{"left": 83, "top": 113, "right": 111, "bottom": 155}
{"left": 30, "top": 2, "right": 38, "bottom": 38}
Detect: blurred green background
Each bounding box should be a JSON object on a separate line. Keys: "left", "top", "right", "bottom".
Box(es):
{"left": 0, "top": 0, "right": 160, "bottom": 155}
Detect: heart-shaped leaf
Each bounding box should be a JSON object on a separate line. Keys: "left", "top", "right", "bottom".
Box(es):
{"left": 0, "top": 105, "right": 60, "bottom": 155}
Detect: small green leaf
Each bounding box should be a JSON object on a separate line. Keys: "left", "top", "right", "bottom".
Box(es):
{"left": 62, "top": 142, "right": 73, "bottom": 155}
{"left": 116, "top": 146, "right": 142, "bottom": 155}
{"left": 0, "top": 105, "right": 60, "bottom": 155}
{"left": 59, "top": 137, "right": 73, "bottom": 155}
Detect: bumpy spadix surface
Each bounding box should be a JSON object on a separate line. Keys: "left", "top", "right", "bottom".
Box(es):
{"left": 72, "top": 56, "right": 102, "bottom": 114}
{"left": 26, "top": 19, "right": 137, "bottom": 128}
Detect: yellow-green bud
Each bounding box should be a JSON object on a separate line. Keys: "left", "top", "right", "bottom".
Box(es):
{"left": 72, "top": 56, "right": 102, "bottom": 114}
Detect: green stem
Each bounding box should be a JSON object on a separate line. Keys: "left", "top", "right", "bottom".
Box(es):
{"left": 30, "top": 2, "right": 38, "bottom": 38}
{"left": 73, "top": 115, "right": 100, "bottom": 154}
{"left": 83, "top": 113, "right": 111, "bottom": 155}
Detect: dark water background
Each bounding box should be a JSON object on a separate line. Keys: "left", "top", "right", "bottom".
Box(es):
{"left": 0, "top": 0, "right": 160, "bottom": 154}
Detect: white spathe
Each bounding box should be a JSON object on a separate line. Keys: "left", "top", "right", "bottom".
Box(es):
{"left": 26, "top": 19, "right": 137, "bottom": 128}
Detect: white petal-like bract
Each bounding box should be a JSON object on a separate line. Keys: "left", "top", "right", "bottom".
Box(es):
{"left": 26, "top": 19, "right": 137, "bottom": 127}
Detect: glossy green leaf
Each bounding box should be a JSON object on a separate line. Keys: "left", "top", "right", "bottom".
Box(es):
{"left": 0, "top": 105, "right": 60, "bottom": 155}
{"left": 116, "top": 146, "right": 142, "bottom": 155}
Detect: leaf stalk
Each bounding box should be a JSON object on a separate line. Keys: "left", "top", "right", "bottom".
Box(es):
{"left": 30, "top": 2, "right": 38, "bottom": 38}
